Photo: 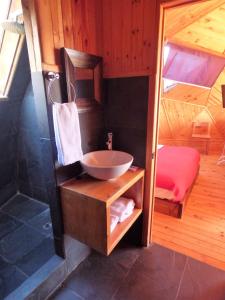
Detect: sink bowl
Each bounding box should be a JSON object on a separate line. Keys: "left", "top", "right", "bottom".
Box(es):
{"left": 81, "top": 150, "right": 133, "bottom": 180}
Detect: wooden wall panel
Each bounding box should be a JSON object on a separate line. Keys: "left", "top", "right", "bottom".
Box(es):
{"left": 103, "top": 0, "right": 156, "bottom": 78}
{"left": 61, "top": 0, "right": 103, "bottom": 54}
{"left": 34, "top": 0, "right": 156, "bottom": 77}
{"left": 35, "top": 0, "right": 103, "bottom": 71}
{"left": 164, "top": 84, "right": 210, "bottom": 106}
{"left": 158, "top": 101, "right": 173, "bottom": 139}
{"left": 158, "top": 98, "right": 225, "bottom": 154}
{"left": 207, "top": 69, "right": 225, "bottom": 138}
{"left": 35, "top": 0, "right": 64, "bottom": 69}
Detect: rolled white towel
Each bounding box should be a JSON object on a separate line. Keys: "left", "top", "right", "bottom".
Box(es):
{"left": 118, "top": 209, "right": 134, "bottom": 222}
{"left": 111, "top": 197, "right": 135, "bottom": 210}
{"left": 110, "top": 197, "right": 135, "bottom": 223}
{"left": 110, "top": 215, "right": 119, "bottom": 233}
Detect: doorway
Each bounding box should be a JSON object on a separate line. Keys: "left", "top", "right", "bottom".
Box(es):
{"left": 150, "top": 0, "right": 225, "bottom": 271}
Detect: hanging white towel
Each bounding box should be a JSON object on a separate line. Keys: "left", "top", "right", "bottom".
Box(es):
{"left": 52, "top": 102, "right": 83, "bottom": 166}
{"left": 110, "top": 197, "right": 135, "bottom": 223}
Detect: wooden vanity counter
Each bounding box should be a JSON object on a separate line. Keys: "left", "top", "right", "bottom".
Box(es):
{"left": 60, "top": 168, "right": 145, "bottom": 255}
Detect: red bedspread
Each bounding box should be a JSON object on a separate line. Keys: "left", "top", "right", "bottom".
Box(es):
{"left": 156, "top": 146, "right": 200, "bottom": 202}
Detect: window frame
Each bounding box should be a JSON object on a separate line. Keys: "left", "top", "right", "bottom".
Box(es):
{"left": 0, "top": 0, "right": 24, "bottom": 99}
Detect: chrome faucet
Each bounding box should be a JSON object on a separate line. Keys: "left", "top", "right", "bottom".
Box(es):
{"left": 106, "top": 132, "right": 113, "bottom": 150}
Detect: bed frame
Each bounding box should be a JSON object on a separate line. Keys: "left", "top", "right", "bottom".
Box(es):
{"left": 154, "top": 165, "right": 200, "bottom": 218}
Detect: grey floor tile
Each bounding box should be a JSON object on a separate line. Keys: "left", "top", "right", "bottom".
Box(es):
{"left": 113, "top": 244, "right": 187, "bottom": 300}
{"left": 0, "top": 212, "right": 23, "bottom": 239}
{"left": 65, "top": 251, "right": 129, "bottom": 300}
{"left": 2, "top": 194, "right": 48, "bottom": 222}
{"left": 28, "top": 209, "right": 53, "bottom": 237}
{"left": 0, "top": 225, "right": 45, "bottom": 263}
{"left": 16, "top": 238, "right": 55, "bottom": 276}
{"left": 176, "top": 257, "right": 225, "bottom": 300}
{"left": 49, "top": 243, "right": 225, "bottom": 300}
{"left": 52, "top": 287, "right": 84, "bottom": 300}
{"left": 0, "top": 257, "right": 27, "bottom": 300}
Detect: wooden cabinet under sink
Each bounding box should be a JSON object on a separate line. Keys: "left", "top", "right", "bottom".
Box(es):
{"left": 60, "top": 168, "right": 144, "bottom": 255}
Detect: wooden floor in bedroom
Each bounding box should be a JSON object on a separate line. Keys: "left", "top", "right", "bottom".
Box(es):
{"left": 152, "top": 154, "right": 225, "bottom": 271}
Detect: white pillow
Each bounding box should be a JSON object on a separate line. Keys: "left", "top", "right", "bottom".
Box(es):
{"left": 157, "top": 144, "right": 164, "bottom": 150}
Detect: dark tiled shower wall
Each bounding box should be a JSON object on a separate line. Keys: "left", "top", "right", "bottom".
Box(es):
{"left": 0, "top": 40, "right": 52, "bottom": 206}
{"left": 104, "top": 76, "right": 149, "bottom": 168}
{"left": 0, "top": 42, "right": 30, "bottom": 206}
{"left": 18, "top": 83, "right": 50, "bottom": 203}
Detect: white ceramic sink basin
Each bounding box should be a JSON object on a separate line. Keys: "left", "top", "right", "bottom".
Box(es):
{"left": 81, "top": 150, "right": 133, "bottom": 180}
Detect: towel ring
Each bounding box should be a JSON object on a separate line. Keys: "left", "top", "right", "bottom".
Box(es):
{"left": 46, "top": 72, "right": 60, "bottom": 105}
{"left": 46, "top": 72, "right": 77, "bottom": 104}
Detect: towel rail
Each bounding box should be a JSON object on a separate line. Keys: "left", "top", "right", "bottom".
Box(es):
{"left": 46, "top": 71, "right": 77, "bottom": 105}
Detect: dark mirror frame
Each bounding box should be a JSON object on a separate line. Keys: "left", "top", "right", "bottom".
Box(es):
{"left": 62, "top": 48, "right": 102, "bottom": 112}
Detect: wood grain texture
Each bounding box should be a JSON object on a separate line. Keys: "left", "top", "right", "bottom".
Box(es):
{"left": 103, "top": 0, "right": 156, "bottom": 77}
{"left": 159, "top": 72, "right": 225, "bottom": 154}
{"left": 60, "top": 169, "right": 144, "bottom": 255}
{"left": 171, "top": 3, "right": 225, "bottom": 57}
{"left": 61, "top": 169, "right": 144, "bottom": 207}
{"left": 153, "top": 154, "right": 225, "bottom": 271}
{"left": 159, "top": 1, "right": 225, "bottom": 153}
{"left": 34, "top": 0, "right": 103, "bottom": 71}
{"left": 164, "top": 0, "right": 225, "bottom": 40}
{"left": 22, "top": 0, "right": 42, "bottom": 72}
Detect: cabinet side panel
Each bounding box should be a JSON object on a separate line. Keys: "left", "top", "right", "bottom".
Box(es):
{"left": 61, "top": 188, "right": 107, "bottom": 254}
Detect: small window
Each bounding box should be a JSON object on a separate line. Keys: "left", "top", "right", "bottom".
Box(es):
{"left": 0, "top": 0, "right": 23, "bottom": 98}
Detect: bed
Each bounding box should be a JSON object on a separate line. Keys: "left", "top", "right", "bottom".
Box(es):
{"left": 154, "top": 145, "right": 200, "bottom": 218}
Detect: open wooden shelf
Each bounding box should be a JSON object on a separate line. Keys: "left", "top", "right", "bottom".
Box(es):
{"left": 60, "top": 168, "right": 144, "bottom": 255}
{"left": 108, "top": 208, "right": 142, "bottom": 255}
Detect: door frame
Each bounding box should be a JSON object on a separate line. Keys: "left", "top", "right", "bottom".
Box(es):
{"left": 142, "top": 0, "right": 209, "bottom": 246}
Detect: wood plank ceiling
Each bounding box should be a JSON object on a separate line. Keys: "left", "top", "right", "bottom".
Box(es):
{"left": 159, "top": 0, "right": 225, "bottom": 154}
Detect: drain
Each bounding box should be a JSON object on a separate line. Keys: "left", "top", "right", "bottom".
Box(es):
{"left": 43, "top": 222, "right": 52, "bottom": 230}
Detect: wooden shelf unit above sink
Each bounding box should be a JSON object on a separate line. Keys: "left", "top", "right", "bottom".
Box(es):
{"left": 60, "top": 168, "right": 145, "bottom": 255}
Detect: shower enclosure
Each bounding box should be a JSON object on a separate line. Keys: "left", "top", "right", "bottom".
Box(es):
{"left": 0, "top": 38, "right": 55, "bottom": 300}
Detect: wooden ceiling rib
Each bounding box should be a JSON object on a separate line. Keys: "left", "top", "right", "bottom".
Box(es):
{"left": 160, "top": 1, "right": 225, "bottom": 153}
{"left": 172, "top": 6, "right": 225, "bottom": 56}
{"left": 165, "top": 0, "right": 225, "bottom": 39}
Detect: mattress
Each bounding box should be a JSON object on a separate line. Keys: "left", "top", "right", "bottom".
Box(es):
{"left": 155, "top": 145, "right": 200, "bottom": 202}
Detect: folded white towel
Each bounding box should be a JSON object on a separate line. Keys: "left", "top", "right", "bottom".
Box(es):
{"left": 110, "top": 215, "right": 119, "bottom": 233}
{"left": 52, "top": 102, "right": 83, "bottom": 166}
{"left": 110, "top": 197, "right": 135, "bottom": 223}
{"left": 111, "top": 197, "right": 135, "bottom": 211}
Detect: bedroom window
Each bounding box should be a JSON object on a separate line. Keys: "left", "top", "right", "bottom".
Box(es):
{"left": 163, "top": 45, "right": 177, "bottom": 92}
{"left": 163, "top": 42, "right": 225, "bottom": 88}
{"left": 0, "top": 0, "right": 24, "bottom": 98}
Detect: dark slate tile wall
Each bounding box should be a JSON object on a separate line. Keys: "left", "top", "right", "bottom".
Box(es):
{"left": 31, "top": 71, "right": 65, "bottom": 257}
{"left": 0, "top": 41, "right": 30, "bottom": 206}
{"left": 104, "top": 77, "right": 149, "bottom": 168}
{"left": 0, "top": 40, "right": 51, "bottom": 206}
{"left": 18, "top": 83, "right": 49, "bottom": 203}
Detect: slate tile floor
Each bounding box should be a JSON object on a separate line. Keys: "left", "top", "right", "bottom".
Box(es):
{"left": 52, "top": 243, "right": 225, "bottom": 300}
{"left": 0, "top": 194, "right": 54, "bottom": 299}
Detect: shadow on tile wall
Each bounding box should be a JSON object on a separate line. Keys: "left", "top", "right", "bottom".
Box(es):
{"left": 18, "top": 82, "right": 50, "bottom": 203}
{"left": 104, "top": 76, "right": 149, "bottom": 168}
{"left": 0, "top": 39, "right": 56, "bottom": 207}
{"left": 0, "top": 41, "right": 30, "bottom": 206}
